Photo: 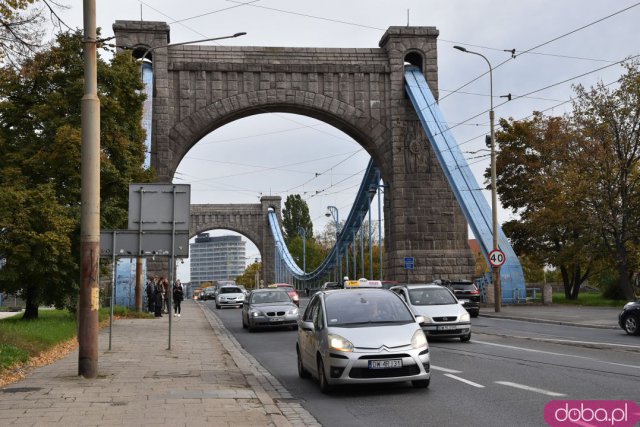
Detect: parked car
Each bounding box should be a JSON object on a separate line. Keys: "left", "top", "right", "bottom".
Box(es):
{"left": 439, "top": 279, "right": 481, "bottom": 317}
{"left": 242, "top": 289, "right": 299, "bottom": 332}
{"left": 215, "top": 285, "right": 245, "bottom": 309}
{"left": 618, "top": 300, "right": 640, "bottom": 335}
{"left": 296, "top": 288, "right": 430, "bottom": 393}
{"left": 268, "top": 283, "right": 299, "bottom": 306}
{"left": 390, "top": 283, "right": 471, "bottom": 342}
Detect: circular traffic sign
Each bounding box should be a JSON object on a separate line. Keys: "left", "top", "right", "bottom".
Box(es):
{"left": 488, "top": 249, "right": 506, "bottom": 267}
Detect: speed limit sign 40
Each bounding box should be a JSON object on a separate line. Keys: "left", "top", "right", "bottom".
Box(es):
{"left": 489, "top": 249, "right": 506, "bottom": 267}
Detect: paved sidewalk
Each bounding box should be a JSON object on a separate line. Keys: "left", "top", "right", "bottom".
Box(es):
{"left": 0, "top": 301, "right": 319, "bottom": 427}
{"left": 479, "top": 303, "right": 623, "bottom": 329}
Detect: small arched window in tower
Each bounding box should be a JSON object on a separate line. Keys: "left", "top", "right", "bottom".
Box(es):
{"left": 403, "top": 51, "right": 424, "bottom": 73}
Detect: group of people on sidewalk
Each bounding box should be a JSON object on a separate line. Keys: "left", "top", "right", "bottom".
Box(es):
{"left": 145, "top": 276, "right": 184, "bottom": 318}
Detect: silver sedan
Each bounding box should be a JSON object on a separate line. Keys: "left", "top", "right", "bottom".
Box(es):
{"left": 242, "top": 289, "right": 299, "bottom": 332}
{"left": 296, "top": 289, "right": 430, "bottom": 393}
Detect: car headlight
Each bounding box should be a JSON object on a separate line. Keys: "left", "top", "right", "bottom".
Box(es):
{"left": 328, "top": 334, "right": 354, "bottom": 352}
{"left": 459, "top": 312, "right": 470, "bottom": 322}
{"left": 287, "top": 308, "right": 299, "bottom": 315}
{"left": 411, "top": 329, "right": 428, "bottom": 349}
{"left": 249, "top": 310, "right": 261, "bottom": 317}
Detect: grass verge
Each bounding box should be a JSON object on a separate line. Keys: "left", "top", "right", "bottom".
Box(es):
{"left": 0, "top": 306, "right": 153, "bottom": 386}
{"left": 552, "top": 292, "right": 627, "bottom": 307}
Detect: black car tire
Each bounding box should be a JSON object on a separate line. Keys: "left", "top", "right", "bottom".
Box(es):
{"left": 460, "top": 332, "right": 471, "bottom": 342}
{"left": 297, "top": 347, "right": 310, "bottom": 379}
{"left": 412, "top": 379, "right": 430, "bottom": 388}
{"left": 471, "top": 311, "right": 479, "bottom": 318}
{"left": 622, "top": 313, "right": 640, "bottom": 335}
{"left": 317, "top": 357, "right": 333, "bottom": 394}
{"left": 242, "top": 315, "right": 247, "bottom": 329}
{"left": 215, "top": 304, "right": 221, "bottom": 309}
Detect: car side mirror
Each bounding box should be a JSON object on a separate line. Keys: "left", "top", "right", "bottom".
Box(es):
{"left": 301, "top": 320, "right": 315, "bottom": 332}
{"left": 415, "top": 315, "right": 425, "bottom": 324}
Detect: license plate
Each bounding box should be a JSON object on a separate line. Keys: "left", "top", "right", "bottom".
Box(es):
{"left": 270, "top": 317, "right": 284, "bottom": 322}
{"left": 368, "top": 359, "right": 402, "bottom": 369}
{"left": 437, "top": 325, "right": 458, "bottom": 330}
{"left": 459, "top": 299, "right": 469, "bottom": 303}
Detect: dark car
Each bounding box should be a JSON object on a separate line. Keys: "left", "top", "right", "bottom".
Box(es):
{"left": 242, "top": 289, "right": 299, "bottom": 332}
{"left": 439, "top": 280, "right": 480, "bottom": 317}
{"left": 618, "top": 300, "right": 640, "bottom": 335}
{"left": 199, "top": 287, "right": 216, "bottom": 301}
{"left": 321, "top": 282, "right": 343, "bottom": 290}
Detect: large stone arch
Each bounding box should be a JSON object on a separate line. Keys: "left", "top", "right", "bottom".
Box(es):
{"left": 167, "top": 91, "right": 391, "bottom": 182}
{"left": 113, "top": 21, "right": 475, "bottom": 283}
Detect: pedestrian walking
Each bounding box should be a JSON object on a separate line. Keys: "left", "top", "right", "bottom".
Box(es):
{"left": 146, "top": 277, "right": 156, "bottom": 313}
{"left": 173, "top": 280, "right": 184, "bottom": 317}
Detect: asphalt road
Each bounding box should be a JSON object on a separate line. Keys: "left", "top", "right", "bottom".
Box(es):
{"left": 202, "top": 300, "right": 640, "bottom": 427}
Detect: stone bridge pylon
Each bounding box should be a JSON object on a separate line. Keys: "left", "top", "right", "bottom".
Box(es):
{"left": 113, "top": 20, "right": 475, "bottom": 283}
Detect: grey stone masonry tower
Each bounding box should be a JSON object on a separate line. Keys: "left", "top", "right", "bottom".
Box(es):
{"left": 379, "top": 27, "right": 474, "bottom": 282}
{"left": 113, "top": 20, "right": 474, "bottom": 284}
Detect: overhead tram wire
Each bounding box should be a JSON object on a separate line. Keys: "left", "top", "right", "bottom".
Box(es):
{"left": 433, "top": 52, "right": 640, "bottom": 153}
{"left": 438, "top": 1, "right": 640, "bottom": 104}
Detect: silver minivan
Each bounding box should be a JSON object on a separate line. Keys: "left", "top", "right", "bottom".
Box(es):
{"left": 390, "top": 284, "right": 471, "bottom": 342}
{"left": 296, "top": 289, "right": 430, "bottom": 393}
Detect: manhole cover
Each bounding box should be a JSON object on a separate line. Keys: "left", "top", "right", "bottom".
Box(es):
{"left": 1, "top": 387, "right": 42, "bottom": 393}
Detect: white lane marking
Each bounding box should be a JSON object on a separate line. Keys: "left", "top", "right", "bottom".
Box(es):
{"left": 430, "top": 365, "right": 462, "bottom": 374}
{"left": 495, "top": 381, "right": 566, "bottom": 397}
{"left": 444, "top": 374, "right": 485, "bottom": 388}
{"left": 474, "top": 339, "right": 640, "bottom": 369}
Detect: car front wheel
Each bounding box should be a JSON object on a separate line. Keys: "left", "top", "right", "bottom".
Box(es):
{"left": 623, "top": 314, "right": 640, "bottom": 335}
{"left": 317, "top": 357, "right": 332, "bottom": 394}
{"left": 460, "top": 332, "right": 471, "bottom": 342}
{"left": 297, "top": 347, "right": 310, "bottom": 379}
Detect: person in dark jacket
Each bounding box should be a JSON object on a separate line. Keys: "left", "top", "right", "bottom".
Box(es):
{"left": 154, "top": 279, "right": 164, "bottom": 317}
{"left": 146, "top": 277, "right": 156, "bottom": 313}
{"left": 173, "top": 280, "right": 184, "bottom": 317}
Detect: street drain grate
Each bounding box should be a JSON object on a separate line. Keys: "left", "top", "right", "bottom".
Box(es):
{"left": 1, "top": 387, "right": 42, "bottom": 393}
{"left": 274, "top": 397, "right": 302, "bottom": 404}
{"left": 111, "top": 401, "right": 128, "bottom": 406}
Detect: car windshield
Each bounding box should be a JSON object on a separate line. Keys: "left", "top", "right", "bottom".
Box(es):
{"left": 408, "top": 287, "right": 457, "bottom": 305}
{"left": 220, "top": 287, "right": 242, "bottom": 294}
{"left": 251, "top": 291, "right": 291, "bottom": 304}
{"left": 324, "top": 291, "right": 415, "bottom": 326}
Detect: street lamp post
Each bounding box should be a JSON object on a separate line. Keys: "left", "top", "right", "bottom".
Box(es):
{"left": 298, "top": 226, "right": 306, "bottom": 274}
{"left": 325, "top": 206, "right": 341, "bottom": 282}
{"left": 453, "top": 45, "right": 501, "bottom": 312}
{"left": 139, "top": 32, "right": 247, "bottom": 73}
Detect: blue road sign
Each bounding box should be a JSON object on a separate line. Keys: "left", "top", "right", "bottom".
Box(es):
{"left": 404, "top": 257, "right": 414, "bottom": 270}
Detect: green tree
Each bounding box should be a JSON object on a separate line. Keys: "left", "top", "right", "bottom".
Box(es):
{"left": 571, "top": 61, "right": 640, "bottom": 300}
{"left": 235, "top": 262, "right": 262, "bottom": 289}
{"left": 495, "top": 113, "right": 594, "bottom": 299}
{"left": 0, "top": 30, "right": 150, "bottom": 319}
{"left": 282, "top": 195, "right": 313, "bottom": 244}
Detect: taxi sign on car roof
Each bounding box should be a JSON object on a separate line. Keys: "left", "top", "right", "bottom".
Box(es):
{"left": 343, "top": 278, "right": 382, "bottom": 288}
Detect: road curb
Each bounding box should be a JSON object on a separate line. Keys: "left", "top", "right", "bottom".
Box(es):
{"left": 198, "top": 304, "right": 321, "bottom": 427}
{"left": 479, "top": 313, "right": 619, "bottom": 330}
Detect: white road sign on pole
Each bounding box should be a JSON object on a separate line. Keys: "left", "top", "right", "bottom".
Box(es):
{"left": 488, "top": 249, "right": 506, "bottom": 268}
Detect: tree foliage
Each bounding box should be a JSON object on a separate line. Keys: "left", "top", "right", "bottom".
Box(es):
{"left": 495, "top": 61, "right": 640, "bottom": 300}
{"left": 281, "top": 194, "right": 313, "bottom": 244}
{"left": 0, "top": 0, "right": 67, "bottom": 67}
{"left": 0, "top": 30, "right": 151, "bottom": 318}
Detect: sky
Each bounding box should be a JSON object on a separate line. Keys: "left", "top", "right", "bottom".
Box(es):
{"left": 57, "top": 1, "right": 640, "bottom": 281}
